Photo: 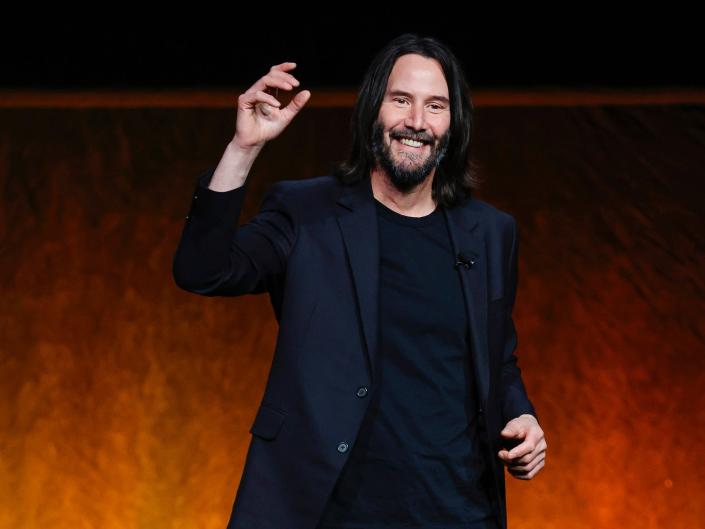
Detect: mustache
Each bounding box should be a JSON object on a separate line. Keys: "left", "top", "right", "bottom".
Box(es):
{"left": 390, "top": 130, "right": 434, "bottom": 144}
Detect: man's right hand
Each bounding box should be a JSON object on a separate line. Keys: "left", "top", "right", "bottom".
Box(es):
{"left": 232, "top": 62, "right": 311, "bottom": 151}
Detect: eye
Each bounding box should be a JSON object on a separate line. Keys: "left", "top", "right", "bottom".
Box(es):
{"left": 393, "top": 97, "right": 409, "bottom": 105}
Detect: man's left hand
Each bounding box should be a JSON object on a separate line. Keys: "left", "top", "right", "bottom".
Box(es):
{"left": 497, "top": 414, "right": 547, "bottom": 480}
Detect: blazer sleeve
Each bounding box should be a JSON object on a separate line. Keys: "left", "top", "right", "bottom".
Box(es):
{"left": 499, "top": 217, "right": 540, "bottom": 425}
{"left": 172, "top": 167, "right": 298, "bottom": 296}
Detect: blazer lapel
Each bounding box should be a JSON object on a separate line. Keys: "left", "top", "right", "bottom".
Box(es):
{"left": 336, "top": 177, "right": 380, "bottom": 384}
{"left": 336, "top": 177, "right": 489, "bottom": 408}
{"left": 442, "top": 205, "right": 490, "bottom": 409}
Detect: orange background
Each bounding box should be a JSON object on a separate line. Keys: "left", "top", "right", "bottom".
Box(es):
{"left": 1, "top": 92, "right": 704, "bottom": 529}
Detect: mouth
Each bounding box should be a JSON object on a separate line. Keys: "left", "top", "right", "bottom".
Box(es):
{"left": 393, "top": 137, "right": 430, "bottom": 150}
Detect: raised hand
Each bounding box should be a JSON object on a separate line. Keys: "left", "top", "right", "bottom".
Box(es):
{"left": 232, "top": 62, "right": 311, "bottom": 150}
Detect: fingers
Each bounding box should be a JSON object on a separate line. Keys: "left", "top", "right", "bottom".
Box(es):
{"left": 269, "top": 62, "right": 300, "bottom": 87}
{"left": 252, "top": 86, "right": 311, "bottom": 119}
{"left": 267, "top": 67, "right": 301, "bottom": 90}
{"left": 512, "top": 437, "right": 547, "bottom": 461}
{"left": 247, "top": 62, "right": 301, "bottom": 97}
{"left": 258, "top": 73, "right": 298, "bottom": 96}
{"left": 238, "top": 89, "right": 281, "bottom": 114}
{"left": 498, "top": 435, "right": 547, "bottom": 464}
{"left": 499, "top": 439, "right": 534, "bottom": 461}
{"left": 508, "top": 454, "right": 546, "bottom": 480}
{"left": 499, "top": 434, "right": 547, "bottom": 480}
{"left": 509, "top": 451, "right": 545, "bottom": 472}
{"left": 499, "top": 422, "right": 546, "bottom": 459}
{"left": 239, "top": 62, "right": 308, "bottom": 117}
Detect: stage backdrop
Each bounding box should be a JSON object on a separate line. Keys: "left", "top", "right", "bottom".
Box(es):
{"left": 1, "top": 95, "right": 703, "bottom": 529}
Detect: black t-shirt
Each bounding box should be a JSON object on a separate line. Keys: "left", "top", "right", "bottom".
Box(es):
{"left": 315, "top": 197, "right": 498, "bottom": 529}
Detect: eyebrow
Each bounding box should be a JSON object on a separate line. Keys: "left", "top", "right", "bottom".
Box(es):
{"left": 387, "top": 89, "right": 450, "bottom": 105}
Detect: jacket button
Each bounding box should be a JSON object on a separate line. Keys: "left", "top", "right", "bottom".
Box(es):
{"left": 337, "top": 442, "right": 349, "bottom": 453}
{"left": 356, "top": 386, "right": 368, "bottom": 398}
{"left": 193, "top": 193, "right": 198, "bottom": 199}
{"left": 478, "top": 407, "right": 484, "bottom": 415}
{"left": 185, "top": 215, "right": 190, "bottom": 220}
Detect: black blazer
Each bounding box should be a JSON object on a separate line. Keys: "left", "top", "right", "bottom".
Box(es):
{"left": 173, "top": 167, "right": 539, "bottom": 529}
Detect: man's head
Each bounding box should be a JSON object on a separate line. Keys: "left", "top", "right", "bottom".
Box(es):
{"left": 370, "top": 53, "right": 451, "bottom": 193}
{"left": 333, "top": 33, "right": 482, "bottom": 207}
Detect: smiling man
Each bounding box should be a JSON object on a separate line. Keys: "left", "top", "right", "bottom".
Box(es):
{"left": 370, "top": 53, "right": 452, "bottom": 199}
{"left": 173, "top": 32, "right": 546, "bottom": 529}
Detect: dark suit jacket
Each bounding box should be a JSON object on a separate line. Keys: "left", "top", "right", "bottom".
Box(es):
{"left": 173, "top": 167, "right": 539, "bottom": 529}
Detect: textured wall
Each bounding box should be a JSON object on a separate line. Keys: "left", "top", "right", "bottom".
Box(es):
{"left": 1, "top": 103, "right": 703, "bottom": 528}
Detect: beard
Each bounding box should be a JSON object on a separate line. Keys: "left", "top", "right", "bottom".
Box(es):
{"left": 370, "top": 120, "right": 450, "bottom": 193}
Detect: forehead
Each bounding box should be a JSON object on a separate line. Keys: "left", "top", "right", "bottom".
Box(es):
{"left": 385, "top": 54, "right": 449, "bottom": 98}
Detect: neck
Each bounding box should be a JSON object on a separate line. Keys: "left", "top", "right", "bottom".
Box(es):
{"left": 370, "top": 166, "right": 437, "bottom": 217}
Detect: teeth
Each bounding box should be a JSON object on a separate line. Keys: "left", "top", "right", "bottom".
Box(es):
{"left": 399, "top": 138, "right": 424, "bottom": 148}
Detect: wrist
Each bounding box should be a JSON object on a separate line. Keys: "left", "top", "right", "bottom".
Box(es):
{"left": 229, "top": 135, "right": 264, "bottom": 155}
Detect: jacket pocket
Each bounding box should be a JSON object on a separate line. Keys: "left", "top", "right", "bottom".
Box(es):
{"left": 249, "top": 403, "right": 286, "bottom": 441}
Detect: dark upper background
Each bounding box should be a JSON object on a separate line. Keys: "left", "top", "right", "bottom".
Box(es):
{"left": 1, "top": 13, "right": 701, "bottom": 90}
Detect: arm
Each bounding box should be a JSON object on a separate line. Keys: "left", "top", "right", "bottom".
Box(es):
{"left": 172, "top": 61, "right": 310, "bottom": 297}
{"left": 172, "top": 167, "right": 297, "bottom": 296}
{"left": 499, "top": 216, "right": 539, "bottom": 425}
{"left": 497, "top": 219, "right": 547, "bottom": 479}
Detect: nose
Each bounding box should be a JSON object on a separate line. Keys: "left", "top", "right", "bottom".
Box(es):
{"left": 404, "top": 102, "right": 427, "bottom": 131}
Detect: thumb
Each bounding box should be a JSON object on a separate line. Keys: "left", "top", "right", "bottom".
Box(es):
{"left": 282, "top": 90, "right": 311, "bottom": 119}
{"left": 501, "top": 423, "right": 521, "bottom": 437}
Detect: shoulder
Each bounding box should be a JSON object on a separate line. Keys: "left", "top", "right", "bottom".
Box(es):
{"left": 454, "top": 197, "right": 518, "bottom": 261}
{"left": 463, "top": 196, "right": 517, "bottom": 232}
{"left": 265, "top": 175, "right": 344, "bottom": 217}
{"left": 272, "top": 175, "right": 340, "bottom": 197}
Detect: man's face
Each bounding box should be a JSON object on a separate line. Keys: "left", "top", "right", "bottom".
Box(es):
{"left": 371, "top": 53, "right": 451, "bottom": 193}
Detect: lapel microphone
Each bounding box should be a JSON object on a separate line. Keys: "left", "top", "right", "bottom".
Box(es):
{"left": 455, "top": 253, "right": 475, "bottom": 269}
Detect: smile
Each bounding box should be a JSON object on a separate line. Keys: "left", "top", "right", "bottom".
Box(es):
{"left": 394, "top": 137, "right": 428, "bottom": 149}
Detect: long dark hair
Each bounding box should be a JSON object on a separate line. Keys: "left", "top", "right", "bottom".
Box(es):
{"left": 331, "top": 32, "right": 483, "bottom": 208}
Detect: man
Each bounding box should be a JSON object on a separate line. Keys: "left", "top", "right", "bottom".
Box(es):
{"left": 173, "top": 33, "right": 546, "bottom": 529}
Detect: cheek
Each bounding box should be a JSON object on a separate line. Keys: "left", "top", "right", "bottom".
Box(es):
{"left": 434, "top": 120, "right": 451, "bottom": 138}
